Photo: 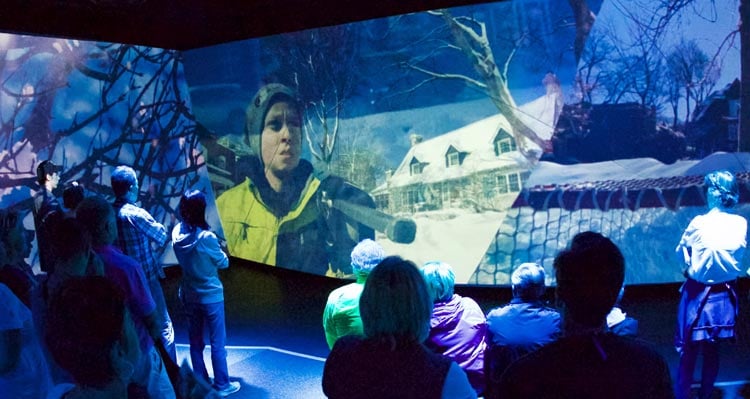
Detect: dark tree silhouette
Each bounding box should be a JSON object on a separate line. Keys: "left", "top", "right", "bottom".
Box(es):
{"left": 0, "top": 39, "right": 203, "bottom": 265}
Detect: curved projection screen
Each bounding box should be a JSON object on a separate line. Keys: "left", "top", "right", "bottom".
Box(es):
{"left": 0, "top": 0, "right": 743, "bottom": 287}
{"left": 183, "top": 0, "right": 745, "bottom": 285}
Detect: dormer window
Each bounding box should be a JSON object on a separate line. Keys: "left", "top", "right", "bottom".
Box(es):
{"left": 493, "top": 128, "right": 517, "bottom": 156}
{"left": 410, "top": 157, "right": 424, "bottom": 175}
{"left": 445, "top": 146, "right": 462, "bottom": 168}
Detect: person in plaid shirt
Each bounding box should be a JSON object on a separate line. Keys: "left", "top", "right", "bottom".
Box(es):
{"left": 111, "top": 165, "right": 175, "bottom": 360}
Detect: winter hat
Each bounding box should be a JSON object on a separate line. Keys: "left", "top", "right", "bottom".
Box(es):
{"left": 350, "top": 239, "right": 386, "bottom": 274}
{"left": 244, "top": 83, "right": 301, "bottom": 157}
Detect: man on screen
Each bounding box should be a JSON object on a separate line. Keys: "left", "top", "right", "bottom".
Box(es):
{"left": 216, "top": 83, "right": 375, "bottom": 275}
{"left": 32, "top": 159, "right": 63, "bottom": 274}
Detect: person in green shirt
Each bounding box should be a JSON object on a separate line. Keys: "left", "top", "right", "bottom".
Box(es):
{"left": 322, "top": 239, "right": 385, "bottom": 349}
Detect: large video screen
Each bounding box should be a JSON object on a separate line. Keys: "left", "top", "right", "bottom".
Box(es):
{"left": 184, "top": 0, "right": 745, "bottom": 285}
{"left": 183, "top": 0, "right": 745, "bottom": 285}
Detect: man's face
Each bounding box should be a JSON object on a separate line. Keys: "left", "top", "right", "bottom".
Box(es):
{"left": 261, "top": 101, "right": 301, "bottom": 178}
{"left": 48, "top": 172, "right": 60, "bottom": 189}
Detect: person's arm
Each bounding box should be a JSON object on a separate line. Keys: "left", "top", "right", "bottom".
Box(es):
{"left": 441, "top": 362, "right": 477, "bottom": 399}
{"left": 134, "top": 207, "right": 168, "bottom": 246}
{"left": 202, "top": 231, "right": 229, "bottom": 270}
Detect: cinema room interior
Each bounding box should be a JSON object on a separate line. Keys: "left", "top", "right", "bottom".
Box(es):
{"left": 2, "top": 0, "right": 750, "bottom": 398}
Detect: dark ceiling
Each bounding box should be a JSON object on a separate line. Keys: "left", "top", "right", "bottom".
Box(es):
{"left": 2, "top": 0, "right": 496, "bottom": 50}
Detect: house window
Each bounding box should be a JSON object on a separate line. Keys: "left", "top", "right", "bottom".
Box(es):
{"left": 509, "top": 173, "right": 520, "bottom": 192}
{"left": 410, "top": 158, "right": 424, "bottom": 175}
{"left": 446, "top": 151, "right": 460, "bottom": 167}
{"left": 495, "top": 138, "right": 517, "bottom": 155}
{"left": 493, "top": 129, "right": 517, "bottom": 156}
{"left": 406, "top": 189, "right": 420, "bottom": 205}
{"left": 496, "top": 175, "right": 509, "bottom": 194}
{"left": 375, "top": 194, "right": 389, "bottom": 209}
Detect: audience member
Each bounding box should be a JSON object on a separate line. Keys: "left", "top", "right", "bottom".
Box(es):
{"left": 484, "top": 262, "right": 560, "bottom": 398}
{"left": 323, "top": 238, "right": 386, "bottom": 349}
{"left": 45, "top": 276, "right": 140, "bottom": 398}
{"left": 32, "top": 160, "right": 63, "bottom": 274}
{"left": 172, "top": 189, "right": 240, "bottom": 397}
{"left": 0, "top": 208, "right": 37, "bottom": 307}
{"left": 606, "top": 286, "right": 639, "bottom": 338}
{"left": 0, "top": 283, "right": 51, "bottom": 399}
{"left": 675, "top": 170, "right": 746, "bottom": 399}
{"left": 43, "top": 217, "right": 103, "bottom": 300}
{"left": 76, "top": 195, "right": 176, "bottom": 398}
{"left": 111, "top": 164, "right": 175, "bottom": 360}
{"left": 497, "top": 232, "right": 674, "bottom": 398}
{"left": 322, "top": 256, "right": 476, "bottom": 399}
{"left": 62, "top": 181, "right": 85, "bottom": 218}
{"left": 421, "top": 260, "right": 487, "bottom": 395}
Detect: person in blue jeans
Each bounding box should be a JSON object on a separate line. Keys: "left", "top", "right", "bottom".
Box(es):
{"left": 172, "top": 189, "right": 240, "bottom": 397}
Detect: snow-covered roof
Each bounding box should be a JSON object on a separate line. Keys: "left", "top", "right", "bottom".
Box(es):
{"left": 381, "top": 93, "right": 559, "bottom": 190}
{"left": 514, "top": 152, "right": 750, "bottom": 210}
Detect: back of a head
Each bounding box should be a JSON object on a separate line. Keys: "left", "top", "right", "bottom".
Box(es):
{"left": 179, "top": 189, "right": 209, "bottom": 230}
{"left": 360, "top": 256, "right": 432, "bottom": 344}
{"left": 110, "top": 165, "right": 137, "bottom": 198}
{"left": 63, "top": 181, "right": 85, "bottom": 210}
{"left": 704, "top": 170, "right": 739, "bottom": 208}
{"left": 350, "top": 238, "right": 386, "bottom": 276}
{"left": 554, "top": 232, "right": 625, "bottom": 328}
{"left": 511, "top": 262, "right": 546, "bottom": 301}
{"left": 76, "top": 196, "right": 115, "bottom": 245}
{"left": 51, "top": 217, "right": 92, "bottom": 271}
{"left": 45, "top": 276, "right": 126, "bottom": 389}
{"left": 421, "top": 260, "right": 455, "bottom": 303}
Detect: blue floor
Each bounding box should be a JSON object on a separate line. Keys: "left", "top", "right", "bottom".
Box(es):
{"left": 176, "top": 344, "right": 326, "bottom": 399}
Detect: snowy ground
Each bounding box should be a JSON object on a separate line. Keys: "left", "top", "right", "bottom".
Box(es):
{"left": 376, "top": 207, "right": 505, "bottom": 283}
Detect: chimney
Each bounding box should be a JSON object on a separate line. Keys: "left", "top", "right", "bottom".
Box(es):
{"left": 409, "top": 133, "right": 423, "bottom": 147}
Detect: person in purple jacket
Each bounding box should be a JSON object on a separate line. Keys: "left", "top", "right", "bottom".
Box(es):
{"left": 421, "top": 260, "right": 487, "bottom": 395}
{"left": 172, "top": 189, "right": 240, "bottom": 397}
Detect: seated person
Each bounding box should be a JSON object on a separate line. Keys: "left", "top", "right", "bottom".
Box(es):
{"left": 322, "top": 256, "right": 477, "bottom": 399}
{"left": 323, "top": 239, "right": 386, "bottom": 349}
{"left": 497, "top": 232, "right": 674, "bottom": 398}
{"left": 216, "top": 83, "right": 375, "bottom": 275}
{"left": 606, "top": 287, "right": 638, "bottom": 337}
{"left": 484, "top": 262, "right": 560, "bottom": 398}
{"left": 421, "top": 261, "right": 486, "bottom": 395}
{"left": 0, "top": 282, "right": 51, "bottom": 399}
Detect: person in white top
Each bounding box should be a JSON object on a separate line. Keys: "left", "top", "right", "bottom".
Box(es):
{"left": 675, "top": 170, "right": 747, "bottom": 399}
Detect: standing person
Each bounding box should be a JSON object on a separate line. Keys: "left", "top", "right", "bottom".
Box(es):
{"left": 322, "top": 256, "right": 477, "bottom": 399}
{"left": 675, "top": 170, "right": 747, "bottom": 399}
{"left": 216, "top": 83, "right": 376, "bottom": 275}
{"left": 421, "top": 261, "right": 487, "bottom": 395}
{"left": 497, "top": 232, "right": 674, "bottom": 398}
{"left": 32, "top": 159, "right": 62, "bottom": 274}
{"left": 111, "top": 165, "right": 175, "bottom": 360}
{"left": 322, "top": 238, "right": 386, "bottom": 349}
{"left": 172, "top": 189, "right": 240, "bottom": 397}
{"left": 76, "top": 195, "right": 175, "bottom": 399}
